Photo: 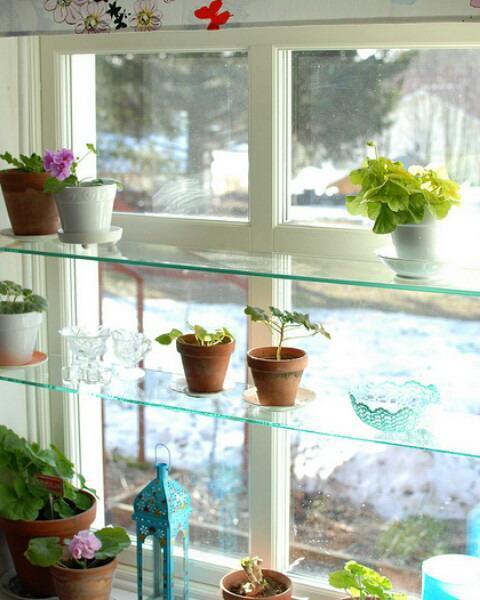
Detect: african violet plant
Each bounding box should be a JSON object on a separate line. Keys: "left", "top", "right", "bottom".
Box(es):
{"left": 0, "top": 280, "right": 47, "bottom": 314}
{"left": 329, "top": 561, "right": 407, "bottom": 600}
{"left": 26, "top": 527, "right": 130, "bottom": 569}
{"left": 0, "top": 425, "right": 95, "bottom": 521}
{"left": 346, "top": 142, "right": 460, "bottom": 234}
{"left": 156, "top": 324, "right": 234, "bottom": 346}
{"left": 245, "top": 306, "right": 330, "bottom": 360}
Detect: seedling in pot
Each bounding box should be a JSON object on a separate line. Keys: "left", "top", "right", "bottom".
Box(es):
{"left": 156, "top": 324, "right": 234, "bottom": 347}
{"left": 329, "top": 561, "right": 407, "bottom": 600}
{"left": 221, "top": 555, "right": 291, "bottom": 599}
{"left": 0, "top": 152, "right": 45, "bottom": 173}
{"left": 245, "top": 306, "right": 330, "bottom": 360}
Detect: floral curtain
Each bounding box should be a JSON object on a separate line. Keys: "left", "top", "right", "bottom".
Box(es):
{"left": 0, "top": 0, "right": 478, "bottom": 36}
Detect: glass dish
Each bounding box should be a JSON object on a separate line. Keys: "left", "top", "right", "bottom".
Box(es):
{"left": 349, "top": 380, "right": 440, "bottom": 433}
{"left": 59, "top": 325, "right": 111, "bottom": 385}
{"left": 112, "top": 329, "right": 152, "bottom": 380}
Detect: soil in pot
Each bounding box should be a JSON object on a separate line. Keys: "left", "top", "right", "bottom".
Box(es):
{"left": 221, "top": 569, "right": 292, "bottom": 600}
{"left": 0, "top": 493, "right": 96, "bottom": 597}
{"left": 247, "top": 346, "right": 307, "bottom": 407}
{"left": 0, "top": 171, "right": 60, "bottom": 236}
{"left": 176, "top": 333, "right": 235, "bottom": 393}
{"left": 50, "top": 558, "right": 117, "bottom": 600}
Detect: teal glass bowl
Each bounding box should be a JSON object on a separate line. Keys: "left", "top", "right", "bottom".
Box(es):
{"left": 349, "top": 381, "right": 440, "bottom": 433}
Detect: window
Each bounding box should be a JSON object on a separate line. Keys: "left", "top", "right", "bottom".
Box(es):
{"left": 95, "top": 52, "right": 248, "bottom": 220}
{"left": 289, "top": 49, "right": 480, "bottom": 232}
{"left": 38, "top": 22, "right": 480, "bottom": 599}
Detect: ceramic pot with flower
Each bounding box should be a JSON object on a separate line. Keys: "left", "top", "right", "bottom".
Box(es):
{"left": 25, "top": 527, "right": 130, "bottom": 600}
{"left": 43, "top": 145, "right": 118, "bottom": 240}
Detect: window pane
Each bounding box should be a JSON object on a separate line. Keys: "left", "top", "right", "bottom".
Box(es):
{"left": 95, "top": 52, "right": 248, "bottom": 219}
{"left": 100, "top": 265, "right": 248, "bottom": 556}
{"left": 290, "top": 282, "right": 480, "bottom": 595}
{"left": 290, "top": 49, "right": 480, "bottom": 228}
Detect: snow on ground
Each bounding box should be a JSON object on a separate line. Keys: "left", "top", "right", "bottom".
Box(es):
{"left": 102, "top": 295, "right": 480, "bottom": 521}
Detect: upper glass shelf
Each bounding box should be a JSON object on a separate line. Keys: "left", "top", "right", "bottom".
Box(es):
{"left": 2, "top": 235, "right": 480, "bottom": 296}
{"left": 2, "top": 354, "right": 480, "bottom": 460}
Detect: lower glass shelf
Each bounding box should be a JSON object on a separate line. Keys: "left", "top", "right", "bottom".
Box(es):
{"left": 1, "top": 355, "right": 480, "bottom": 459}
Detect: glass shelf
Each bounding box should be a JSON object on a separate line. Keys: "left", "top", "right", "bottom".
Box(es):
{"left": 2, "top": 354, "right": 480, "bottom": 459}
{"left": 2, "top": 235, "right": 480, "bottom": 297}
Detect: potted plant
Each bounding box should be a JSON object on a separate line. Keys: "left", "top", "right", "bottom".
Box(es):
{"left": 25, "top": 526, "right": 130, "bottom": 600}
{"left": 156, "top": 324, "right": 235, "bottom": 393}
{"left": 245, "top": 306, "right": 330, "bottom": 407}
{"left": 43, "top": 144, "right": 118, "bottom": 240}
{"left": 346, "top": 141, "right": 460, "bottom": 260}
{"left": 329, "top": 561, "right": 407, "bottom": 600}
{"left": 0, "top": 426, "right": 97, "bottom": 596}
{"left": 0, "top": 280, "right": 47, "bottom": 366}
{"left": 220, "top": 556, "right": 292, "bottom": 599}
{"left": 0, "top": 151, "right": 60, "bottom": 235}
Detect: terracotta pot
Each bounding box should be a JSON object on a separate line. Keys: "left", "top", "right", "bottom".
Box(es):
{"left": 220, "top": 569, "right": 292, "bottom": 600}
{"left": 0, "top": 492, "right": 96, "bottom": 597}
{"left": 0, "top": 170, "right": 60, "bottom": 236}
{"left": 176, "top": 333, "right": 235, "bottom": 393}
{"left": 51, "top": 558, "right": 117, "bottom": 600}
{"left": 247, "top": 346, "right": 307, "bottom": 407}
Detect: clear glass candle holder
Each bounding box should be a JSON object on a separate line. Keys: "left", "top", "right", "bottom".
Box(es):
{"left": 112, "top": 329, "right": 152, "bottom": 380}
{"left": 60, "top": 325, "right": 111, "bottom": 385}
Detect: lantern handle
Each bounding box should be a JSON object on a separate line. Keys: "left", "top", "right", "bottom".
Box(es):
{"left": 155, "top": 443, "right": 171, "bottom": 468}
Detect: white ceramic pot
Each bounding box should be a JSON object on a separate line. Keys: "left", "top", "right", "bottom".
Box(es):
{"left": 54, "top": 183, "right": 116, "bottom": 234}
{"left": 0, "top": 312, "right": 43, "bottom": 366}
{"left": 391, "top": 214, "right": 437, "bottom": 261}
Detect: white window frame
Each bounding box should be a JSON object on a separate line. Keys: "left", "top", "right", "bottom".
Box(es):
{"left": 34, "top": 22, "right": 480, "bottom": 600}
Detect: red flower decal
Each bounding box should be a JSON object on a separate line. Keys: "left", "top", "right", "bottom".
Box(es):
{"left": 194, "top": 0, "right": 232, "bottom": 30}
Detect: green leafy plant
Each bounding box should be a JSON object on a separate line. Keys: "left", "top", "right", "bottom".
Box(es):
{"left": 25, "top": 527, "right": 130, "bottom": 570}
{"left": 346, "top": 142, "right": 461, "bottom": 234}
{"left": 0, "top": 280, "right": 47, "bottom": 314}
{"left": 156, "top": 325, "right": 234, "bottom": 347}
{"left": 0, "top": 425, "right": 95, "bottom": 521}
{"left": 0, "top": 151, "right": 45, "bottom": 173}
{"left": 329, "top": 561, "right": 407, "bottom": 600}
{"left": 245, "top": 305, "right": 330, "bottom": 360}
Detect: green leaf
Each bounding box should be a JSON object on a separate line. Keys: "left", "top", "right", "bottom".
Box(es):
{"left": 25, "top": 537, "right": 62, "bottom": 567}
{"left": 155, "top": 328, "right": 183, "bottom": 345}
{"left": 373, "top": 204, "right": 399, "bottom": 234}
{"left": 54, "top": 498, "right": 75, "bottom": 519}
{"left": 95, "top": 527, "right": 130, "bottom": 560}
{"left": 329, "top": 570, "right": 357, "bottom": 590}
{"left": 244, "top": 306, "right": 269, "bottom": 322}
{"left": 86, "top": 143, "right": 97, "bottom": 154}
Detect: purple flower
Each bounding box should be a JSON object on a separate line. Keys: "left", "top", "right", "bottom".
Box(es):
{"left": 43, "top": 149, "right": 75, "bottom": 181}
{"left": 69, "top": 530, "right": 102, "bottom": 561}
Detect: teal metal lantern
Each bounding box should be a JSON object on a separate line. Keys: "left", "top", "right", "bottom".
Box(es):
{"left": 133, "top": 444, "right": 191, "bottom": 600}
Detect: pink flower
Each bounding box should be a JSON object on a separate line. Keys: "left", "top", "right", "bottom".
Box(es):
{"left": 43, "top": 149, "right": 75, "bottom": 181}
{"left": 69, "top": 531, "right": 102, "bottom": 561}
{"left": 130, "top": 0, "right": 162, "bottom": 32}
{"left": 75, "top": 2, "right": 111, "bottom": 34}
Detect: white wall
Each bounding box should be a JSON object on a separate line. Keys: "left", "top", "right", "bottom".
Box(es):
{"left": 0, "top": 37, "right": 30, "bottom": 437}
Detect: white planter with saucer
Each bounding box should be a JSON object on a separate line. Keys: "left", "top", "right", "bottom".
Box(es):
{"left": 0, "top": 312, "right": 43, "bottom": 366}
{"left": 391, "top": 212, "right": 437, "bottom": 261}
{"left": 54, "top": 181, "right": 122, "bottom": 244}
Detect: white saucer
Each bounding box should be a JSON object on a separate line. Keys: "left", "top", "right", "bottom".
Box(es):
{"left": 58, "top": 226, "right": 123, "bottom": 246}
{"left": 0, "top": 351, "right": 48, "bottom": 370}
{"left": 243, "top": 386, "right": 316, "bottom": 411}
{"left": 376, "top": 248, "right": 445, "bottom": 280}
{"left": 0, "top": 228, "right": 58, "bottom": 242}
{"left": 170, "top": 375, "right": 235, "bottom": 398}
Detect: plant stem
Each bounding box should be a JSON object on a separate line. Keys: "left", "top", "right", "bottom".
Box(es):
{"left": 276, "top": 324, "right": 285, "bottom": 360}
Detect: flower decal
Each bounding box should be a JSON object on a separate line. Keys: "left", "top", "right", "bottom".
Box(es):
{"left": 75, "top": 1, "right": 111, "bottom": 34}
{"left": 194, "top": 0, "right": 233, "bottom": 31}
{"left": 130, "top": 0, "right": 162, "bottom": 32}
{"left": 44, "top": 0, "right": 87, "bottom": 25}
